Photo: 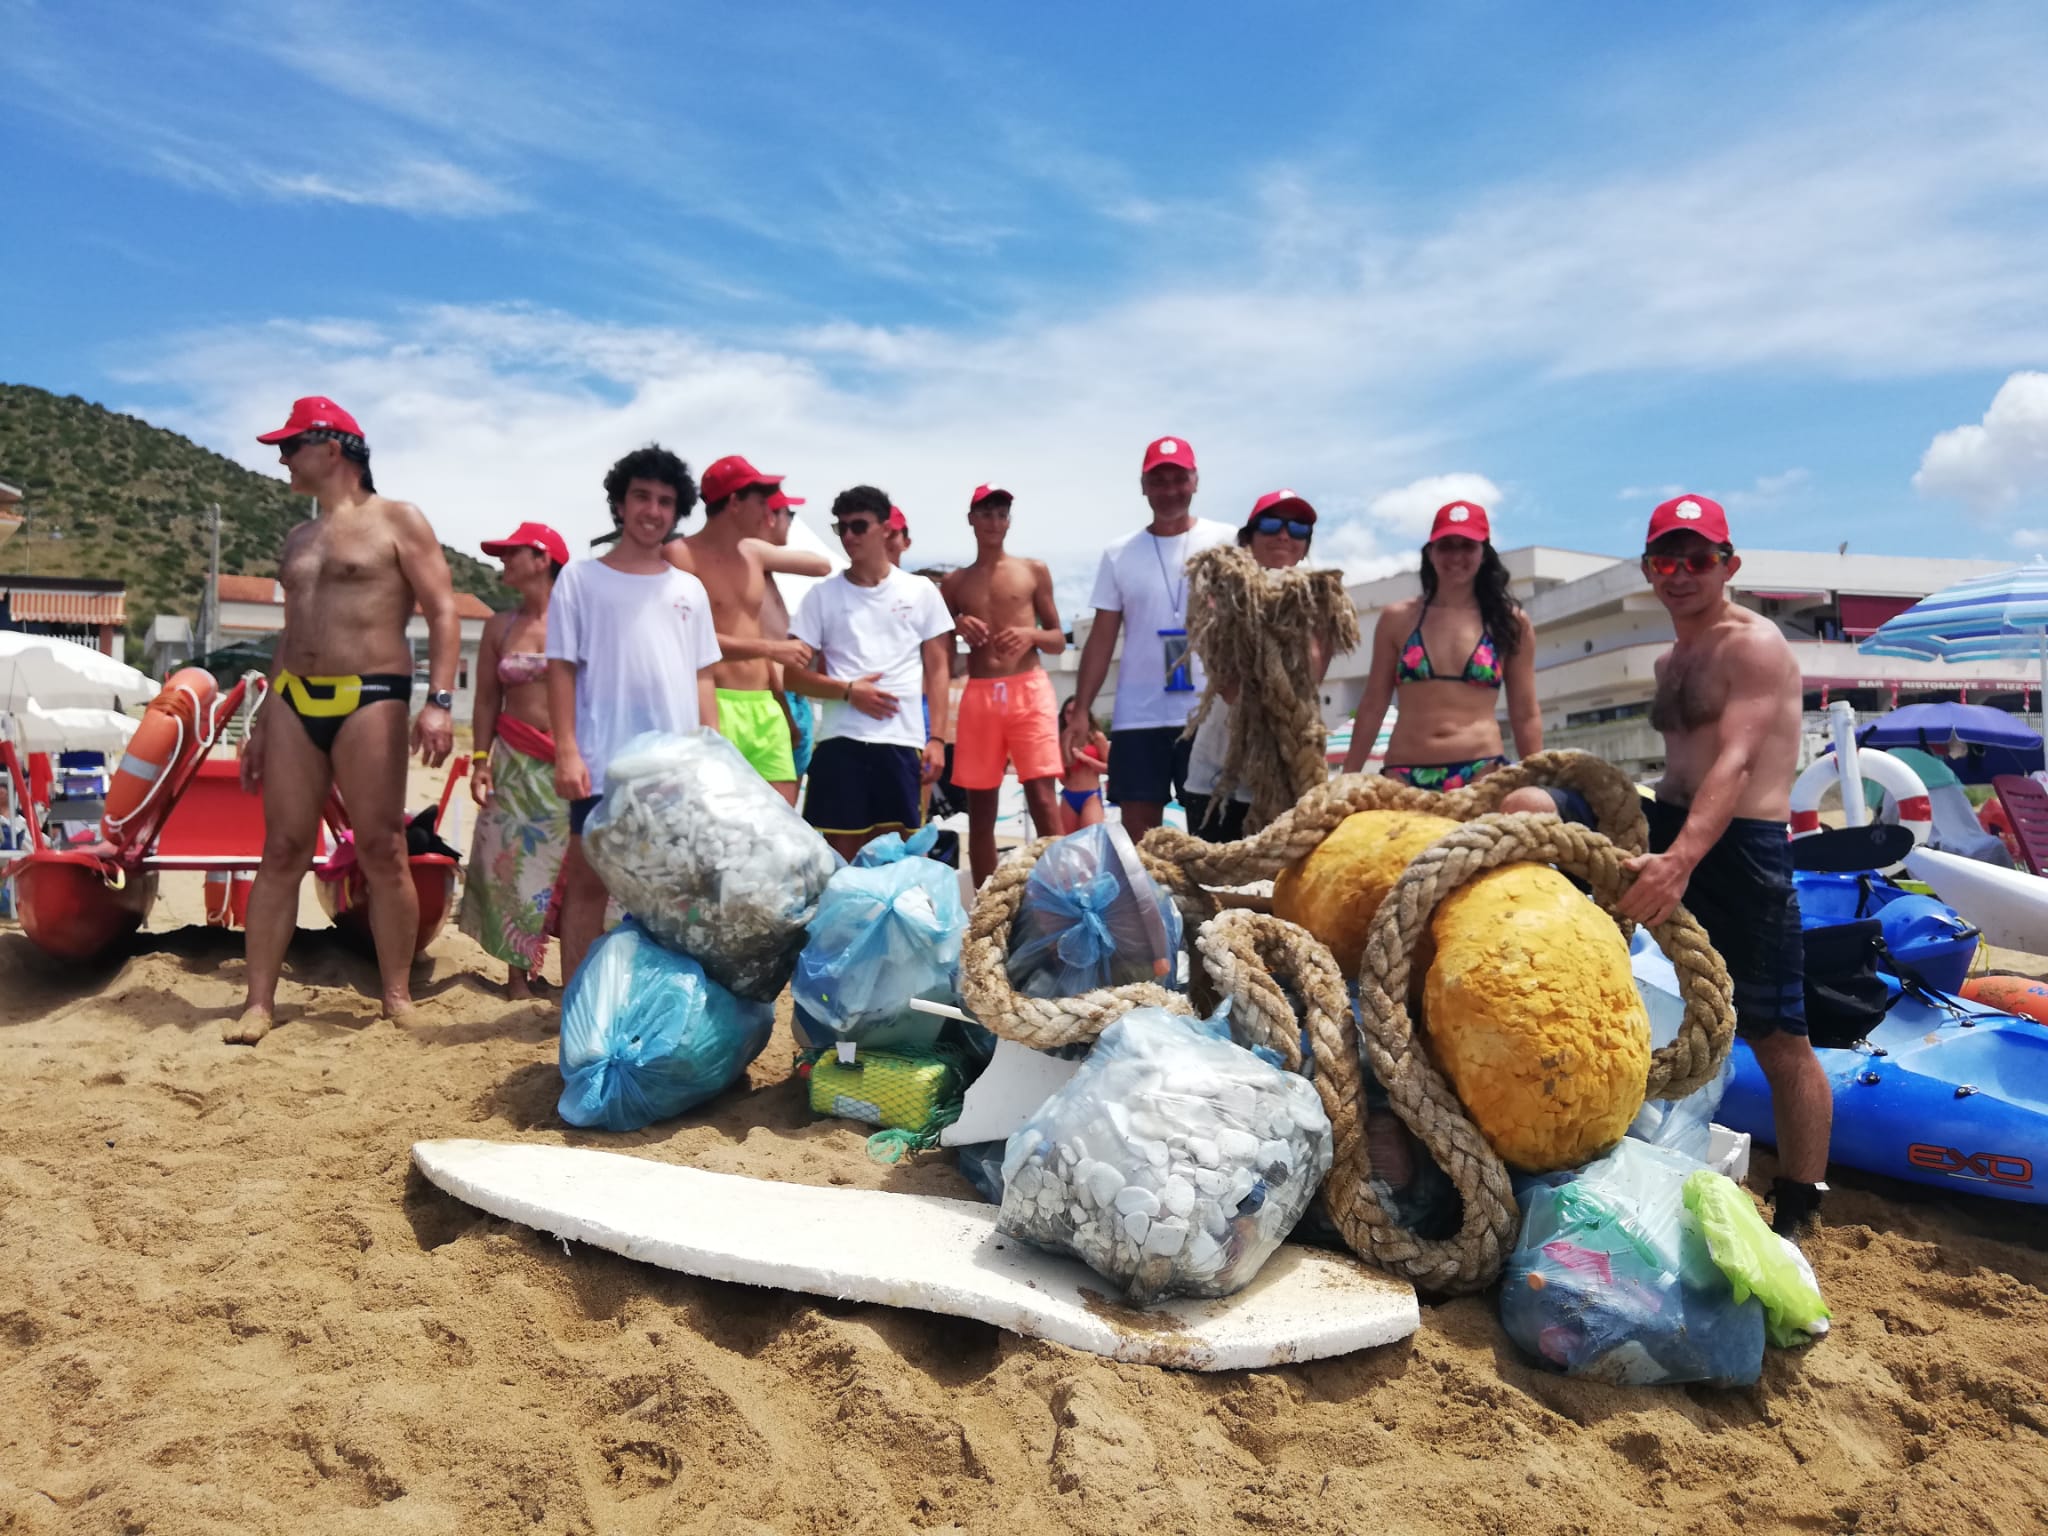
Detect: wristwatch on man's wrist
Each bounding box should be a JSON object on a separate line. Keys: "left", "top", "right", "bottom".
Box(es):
{"left": 425, "top": 689, "right": 455, "bottom": 711}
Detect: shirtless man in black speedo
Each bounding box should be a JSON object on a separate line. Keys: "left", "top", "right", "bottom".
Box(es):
{"left": 1614, "top": 493, "right": 1830, "bottom": 1236}
{"left": 228, "top": 397, "right": 460, "bottom": 1044}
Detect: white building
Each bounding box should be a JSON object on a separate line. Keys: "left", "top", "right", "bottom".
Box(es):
{"left": 208, "top": 574, "right": 496, "bottom": 724}
{"left": 1055, "top": 544, "right": 2026, "bottom": 778}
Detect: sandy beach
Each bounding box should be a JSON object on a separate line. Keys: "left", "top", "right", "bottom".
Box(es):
{"left": 3, "top": 785, "right": 2046, "bottom": 1535}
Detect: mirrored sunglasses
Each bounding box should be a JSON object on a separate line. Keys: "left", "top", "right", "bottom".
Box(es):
{"left": 1644, "top": 548, "right": 1729, "bottom": 577}
{"left": 1250, "top": 514, "right": 1312, "bottom": 539}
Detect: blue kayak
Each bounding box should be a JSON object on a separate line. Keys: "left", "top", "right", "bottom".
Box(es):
{"left": 1719, "top": 984, "right": 2048, "bottom": 1206}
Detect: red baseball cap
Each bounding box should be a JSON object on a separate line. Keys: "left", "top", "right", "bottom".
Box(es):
{"left": 481, "top": 521, "right": 570, "bottom": 566}
{"left": 700, "top": 454, "right": 785, "bottom": 506}
{"left": 1427, "top": 501, "right": 1491, "bottom": 543}
{"left": 1249, "top": 489, "right": 1317, "bottom": 525}
{"left": 1645, "top": 493, "right": 1731, "bottom": 547}
{"left": 767, "top": 490, "right": 806, "bottom": 510}
{"left": 970, "top": 483, "right": 1013, "bottom": 508}
{"left": 257, "top": 396, "right": 364, "bottom": 443}
{"left": 886, "top": 505, "right": 909, "bottom": 532}
{"left": 1142, "top": 436, "right": 1196, "bottom": 474}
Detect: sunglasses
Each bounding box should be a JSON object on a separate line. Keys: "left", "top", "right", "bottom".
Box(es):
{"left": 833, "top": 517, "right": 877, "bottom": 537}
{"left": 970, "top": 503, "right": 1012, "bottom": 520}
{"left": 276, "top": 433, "right": 320, "bottom": 457}
{"left": 1643, "top": 548, "right": 1729, "bottom": 577}
{"left": 1250, "top": 514, "right": 1312, "bottom": 539}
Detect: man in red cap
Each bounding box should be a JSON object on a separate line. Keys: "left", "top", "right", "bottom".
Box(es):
{"left": 1062, "top": 436, "right": 1235, "bottom": 837}
{"left": 1615, "top": 493, "right": 1828, "bottom": 1237}
{"left": 677, "top": 456, "right": 831, "bottom": 803}
{"left": 228, "top": 397, "right": 461, "bottom": 1043}
{"left": 884, "top": 505, "right": 912, "bottom": 568}
{"left": 940, "top": 484, "right": 1066, "bottom": 883}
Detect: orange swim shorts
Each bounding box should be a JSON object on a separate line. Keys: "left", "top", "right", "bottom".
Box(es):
{"left": 952, "top": 669, "right": 1062, "bottom": 790}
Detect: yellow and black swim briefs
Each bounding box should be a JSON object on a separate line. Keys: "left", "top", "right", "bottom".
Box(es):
{"left": 274, "top": 670, "right": 414, "bottom": 754}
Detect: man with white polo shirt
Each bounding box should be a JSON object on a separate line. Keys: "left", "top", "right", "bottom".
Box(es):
{"left": 1061, "top": 435, "right": 1236, "bottom": 838}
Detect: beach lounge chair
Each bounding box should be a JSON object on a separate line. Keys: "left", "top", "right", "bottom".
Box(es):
{"left": 1990, "top": 774, "right": 2048, "bottom": 876}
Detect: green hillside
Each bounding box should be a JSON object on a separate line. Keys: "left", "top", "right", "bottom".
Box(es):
{"left": 0, "top": 383, "right": 509, "bottom": 646}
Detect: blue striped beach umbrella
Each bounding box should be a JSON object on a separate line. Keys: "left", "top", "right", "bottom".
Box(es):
{"left": 1859, "top": 561, "right": 2048, "bottom": 695}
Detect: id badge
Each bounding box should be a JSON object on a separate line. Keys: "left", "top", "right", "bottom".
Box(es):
{"left": 1159, "top": 627, "right": 1193, "bottom": 693}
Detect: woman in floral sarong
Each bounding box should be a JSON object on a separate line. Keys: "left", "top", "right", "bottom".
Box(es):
{"left": 459, "top": 522, "right": 572, "bottom": 998}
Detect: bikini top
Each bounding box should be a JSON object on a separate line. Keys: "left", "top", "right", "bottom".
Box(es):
{"left": 498, "top": 650, "right": 548, "bottom": 685}
{"left": 1395, "top": 604, "right": 1502, "bottom": 690}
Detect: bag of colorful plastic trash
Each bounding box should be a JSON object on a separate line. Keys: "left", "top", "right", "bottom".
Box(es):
{"left": 1684, "top": 1171, "right": 1831, "bottom": 1345}
{"left": 558, "top": 918, "right": 776, "bottom": 1133}
{"left": 997, "top": 1007, "right": 1331, "bottom": 1305}
{"left": 1500, "top": 1138, "right": 1765, "bottom": 1386}
{"left": 792, "top": 838, "right": 967, "bottom": 1039}
{"left": 1005, "top": 823, "right": 1183, "bottom": 1000}
{"left": 582, "top": 730, "right": 840, "bottom": 1001}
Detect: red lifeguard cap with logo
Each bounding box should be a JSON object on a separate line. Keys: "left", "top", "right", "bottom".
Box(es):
{"left": 700, "top": 454, "right": 786, "bottom": 505}
{"left": 1249, "top": 489, "right": 1317, "bottom": 525}
{"left": 1427, "top": 501, "right": 1490, "bottom": 543}
{"left": 1645, "top": 493, "right": 1731, "bottom": 547}
{"left": 257, "top": 396, "right": 364, "bottom": 443}
{"left": 1142, "top": 436, "right": 1197, "bottom": 474}
{"left": 886, "top": 505, "right": 909, "bottom": 532}
{"left": 767, "top": 490, "right": 805, "bottom": 510}
{"left": 480, "top": 521, "right": 570, "bottom": 567}
{"left": 970, "top": 483, "right": 1013, "bottom": 508}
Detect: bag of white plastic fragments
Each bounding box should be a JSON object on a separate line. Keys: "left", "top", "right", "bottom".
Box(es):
{"left": 583, "top": 730, "right": 841, "bottom": 1001}
{"left": 997, "top": 1007, "right": 1332, "bottom": 1305}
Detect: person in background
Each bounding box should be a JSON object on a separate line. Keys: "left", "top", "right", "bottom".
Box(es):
{"left": 1057, "top": 696, "right": 1110, "bottom": 832}
{"left": 1062, "top": 436, "right": 1236, "bottom": 837}
{"left": 548, "top": 446, "right": 720, "bottom": 986}
{"left": 459, "top": 521, "right": 572, "bottom": 1000}
{"left": 1342, "top": 501, "right": 1545, "bottom": 808}
{"left": 756, "top": 487, "right": 818, "bottom": 781}
{"left": 1182, "top": 488, "right": 1342, "bottom": 841}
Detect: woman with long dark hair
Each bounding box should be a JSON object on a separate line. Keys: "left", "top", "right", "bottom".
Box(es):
{"left": 1340, "top": 500, "right": 1542, "bottom": 786}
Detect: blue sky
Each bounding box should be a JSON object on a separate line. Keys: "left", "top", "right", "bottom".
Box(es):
{"left": 6, "top": 0, "right": 2048, "bottom": 614}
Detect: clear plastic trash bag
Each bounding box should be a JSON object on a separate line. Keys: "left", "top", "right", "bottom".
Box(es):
{"left": 792, "top": 847, "right": 967, "bottom": 1039}
{"left": 583, "top": 730, "right": 841, "bottom": 1001}
{"left": 1626, "top": 935, "right": 1735, "bottom": 1162}
{"left": 1501, "top": 1138, "right": 1765, "bottom": 1387}
{"left": 1005, "top": 823, "right": 1183, "bottom": 999}
{"left": 997, "top": 1007, "right": 1332, "bottom": 1305}
{"left": 557, "top": 918, "right": 776, "bottom": 1133}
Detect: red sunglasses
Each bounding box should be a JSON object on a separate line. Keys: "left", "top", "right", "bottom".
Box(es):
{"left": 1643, "top": 548, "right": 1729, "bottom": 577}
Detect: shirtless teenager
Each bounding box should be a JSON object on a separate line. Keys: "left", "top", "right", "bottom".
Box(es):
{"left": 229, "top": 397, "right": 460, "bottom": 1044}
{"left": 677, "top": 456, "right": 831, "bottom": 803}
{"left": 758, "top": 487, "right": 818, "bottom": 779}
{"left": 939, "top": 485, "right": 1066, "bottom": 884}
{"left": 1614, "top": 493, "right": 1829, "bottom": 1237}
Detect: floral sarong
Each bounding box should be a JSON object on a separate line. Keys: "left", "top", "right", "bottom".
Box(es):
{"left": 458, "top": 719, "right": 569, "bottom": 971}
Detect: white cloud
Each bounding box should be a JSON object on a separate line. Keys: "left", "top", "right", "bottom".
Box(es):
{"left": 1617, "top": 483, "right": 1685, "bottom": 503}
{"left": 1914, "top": 372, "right": 2048, "bottom": 514}
{"left": 1364, "top": 474, "right": 1504, "bottom": 537}
{"left": 2011, "top": 527, "right": 2048, "bottom": 548}
{"left": 257, "top": 160, "right": 525, "bottom": 217}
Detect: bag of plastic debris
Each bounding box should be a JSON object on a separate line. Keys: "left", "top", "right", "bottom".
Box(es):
{"left": 997, "top": 1007, "right": 1331, "bottom": 1305}
{"left": 582, "top": 730, "right": 841, "bottom": 1000}
{"left": 558, "top": 918, "right": 776, "bottom": 1133}
{"left": 1005, "top": 823, "right": 1183, "bottom": 999}
{"left": 792, "top": 847, "right": 967, "bottom": 1039}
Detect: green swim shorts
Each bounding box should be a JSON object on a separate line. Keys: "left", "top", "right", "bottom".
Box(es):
{"left": 716, "top": 688, "right": 797, "bottom": 783}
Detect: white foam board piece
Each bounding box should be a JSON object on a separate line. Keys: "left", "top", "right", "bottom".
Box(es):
{"left": 413, "top": 1139, "right": 1418, "bottom": 1371}
{"left": 939, "top": 1037, "right": 1083, "bottom": 1147}
{"left": 1707, "top": 1124, "right": 1752, "bottom": 1183}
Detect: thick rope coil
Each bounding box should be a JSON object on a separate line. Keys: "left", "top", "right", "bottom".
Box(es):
{"left": 1139, "top": 750, "right": 1648, "bottom": 888}
{"left": 1193, "top": 907, "right": 1520, "bottom": 1294}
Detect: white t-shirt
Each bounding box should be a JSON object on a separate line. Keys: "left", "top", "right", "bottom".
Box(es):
{"left": 791, "top": 567, "right": 954, "bottom": 749}
{"left": 1088, "top": 518, "right": 1236, "bottom": 731}
{"left": 545, "top": 559, "right": 722, "bottom": 793}
{"left": 1183, "top": 698, "right": 1248, "bottom": 801}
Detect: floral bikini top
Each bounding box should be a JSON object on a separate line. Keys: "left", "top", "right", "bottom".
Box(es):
{"left": 1395, "top": 605, "right": 1501, "bottom": 691}
{"left": 497, "top": 651, "right": 549, "bottom": 686}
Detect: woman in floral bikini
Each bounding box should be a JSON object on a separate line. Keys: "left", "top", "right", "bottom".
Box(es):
{"left": 1340, "top": 500, "right": 1545, "bottom": 792}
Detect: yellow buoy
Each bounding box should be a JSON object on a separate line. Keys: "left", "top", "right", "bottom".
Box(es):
{"left": 1272, "top": 809, "right": 1460, "bottom": 978}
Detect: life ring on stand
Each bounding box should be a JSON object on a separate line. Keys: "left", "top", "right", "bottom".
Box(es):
{"left": 1788, "top": 746, "right": 1931, "bottom": 873}
{"left": 101, "top": 667, "right": 220, "bottom": 855}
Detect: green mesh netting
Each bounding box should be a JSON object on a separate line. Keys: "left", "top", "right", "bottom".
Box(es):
{"left": 803, "top": 1044, "right": 971, "bottom": 1162}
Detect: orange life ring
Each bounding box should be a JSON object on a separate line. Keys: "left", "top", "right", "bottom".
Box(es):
{"left": 1959, "top": 973, "right": 2048, "bottom": 1025}
{"left": 101, "top": 667, "right": 219, "bottom": 853}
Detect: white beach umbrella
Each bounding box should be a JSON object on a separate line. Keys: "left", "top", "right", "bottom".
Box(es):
{"left": 15, "top": 698, "right": 141, "bottom": 754}
{"left": 0, "top": 631, "right": 158, "bottom": 713}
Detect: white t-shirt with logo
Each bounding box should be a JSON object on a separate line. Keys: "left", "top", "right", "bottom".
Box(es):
{"left": 791, "top": 567, "right": 955, "bottom": 749}
{"left": 545, "top": 559, "right": 722, "bottom": 793}
{"left": 1088, "top": 518, "right": 1236, "bottom": 731}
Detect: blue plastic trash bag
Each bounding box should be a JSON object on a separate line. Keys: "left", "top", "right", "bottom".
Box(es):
{"left": 1501, "top": 1139, "right": 1764, "bottom": 1387}
{"left": 853, "top": 823, "right": 942, "bottom": 867}
{"left": 1005, "top": 823, "right": 1183, "bottom": 999}
{"left": 793, "top": 852, "right": 967, "bottom": 1038}
{"left": 558, "top": 919, "right": 776, "bottom": 1133}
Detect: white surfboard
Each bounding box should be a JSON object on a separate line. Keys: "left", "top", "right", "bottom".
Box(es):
{"left": 413, "top": 1139, "right": 1419, "bottom": 1371}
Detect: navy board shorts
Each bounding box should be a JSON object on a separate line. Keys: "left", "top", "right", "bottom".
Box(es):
{"left": 803, "top": 737, "right": 922, "bottom": 838}
{"left": 1646, "top": 798, "right": 1807, "bottom": 1039}
{"left": 1107, "top": 726, "right": 1193, "bottom": 808}
{"left": 569, "top": 794, "right": 604, "bottom": 837}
